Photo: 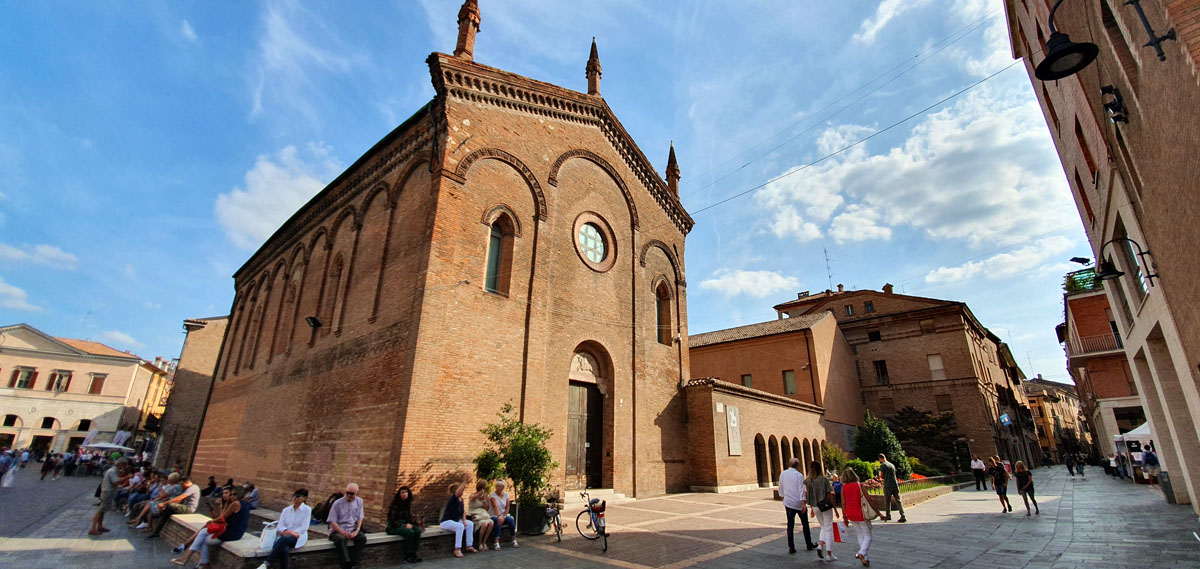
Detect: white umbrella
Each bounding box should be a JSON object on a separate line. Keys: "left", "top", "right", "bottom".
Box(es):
{"left": 82, "top": 442, "right": 135, "bottom": 453}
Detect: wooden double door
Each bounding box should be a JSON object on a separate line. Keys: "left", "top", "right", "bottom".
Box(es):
{"left": 565, "top": 381, "right": 603, "bottom": 490}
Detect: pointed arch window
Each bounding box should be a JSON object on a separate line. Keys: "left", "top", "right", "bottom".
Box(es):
{"left": 655, "top": 281, "right": 672, "bottom": 345}
{"left": 485, "top": 215, "right": 515, "bottom": 295}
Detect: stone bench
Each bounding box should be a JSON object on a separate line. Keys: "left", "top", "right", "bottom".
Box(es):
{"left": 163, "top": 514, "right": 459, "bottom": 569}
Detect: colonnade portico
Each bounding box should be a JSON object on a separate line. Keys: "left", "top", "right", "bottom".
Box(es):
{"left": 754, "top": 433, "right": 827, "bottom": 486}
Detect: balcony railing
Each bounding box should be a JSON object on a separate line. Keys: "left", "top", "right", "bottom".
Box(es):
{"left": 1067, "top": 333, "right": 1123, "bottom": 356}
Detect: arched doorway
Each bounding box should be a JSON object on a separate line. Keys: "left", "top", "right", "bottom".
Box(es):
{"left": 768, "top": 436, "right": 781, "bottom": 484}
{"left": 802, "top": 438, "right": 812, "bottom": 471}
{"left": 792, "top": 438, "right": 802, "bottom": 466}
{"left": 815, "top": 440, "right": 824, "bottom": 473}
{"left": 567, "top": 346, "right": 611, "bottom": 489}
{"left": 781, "top": 436, "right": 792, "bottom": 468}
{"left": 754, "top": 434, "right": 769, "bottom": 487}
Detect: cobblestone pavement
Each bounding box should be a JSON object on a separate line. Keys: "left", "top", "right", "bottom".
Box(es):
{"left": 0, "top": 466, "right": 1195, "bottom": 569}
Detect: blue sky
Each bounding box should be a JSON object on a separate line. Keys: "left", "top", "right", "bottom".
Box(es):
{"left": 0, "top": 1, "right": 1085, "bottom": 383}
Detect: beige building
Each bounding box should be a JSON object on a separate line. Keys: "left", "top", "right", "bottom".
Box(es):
{"left": 155, "top": 317, "right": 228, "bottom": 471}
{"left": 1004, "top": 0, "right": 1200, "bottom": 509}
{"left": 0, "top": 323, "right": 170, "bottom": 456}
{"left": 1024, "top": 376, "right": 1088, "bottom": 462}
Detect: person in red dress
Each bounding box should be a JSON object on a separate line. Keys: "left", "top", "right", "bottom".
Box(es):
{"left": 839, "top": 468, "right": 880, "bottom": 567}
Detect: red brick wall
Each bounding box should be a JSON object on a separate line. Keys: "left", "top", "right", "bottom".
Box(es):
{"left": 156, "top": 317, "right": 228, "bottom": 471}
{"left": 1067, "top": 293, "right": 1115, "bottom": 338}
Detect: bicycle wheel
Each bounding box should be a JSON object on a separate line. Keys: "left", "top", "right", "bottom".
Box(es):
{"left": 600, "top": 526, "right": 608, "bottom": 552}
{"left": 554, "top": 513, "right": 563, "bottom": 542}
{"left": 576, "top": 510, "right": 600, "bottom": 540}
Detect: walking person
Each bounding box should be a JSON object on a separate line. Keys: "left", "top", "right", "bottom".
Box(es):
{"left": 1074, "top": 453, "right": 1086, "bottom": 479}
{"left": 970, "top": 456, "right": 987, "bottom": 490}
{"left": 805, "top": 462, "right": 836, "bottom": 561}
{"left": 877, "top": 454, "right": 906, "bottom": 523}
{"left": 840, "top": 468, "right": 879, "bottom": 567}
{"left": 1064, "top": 453, "right": 1076, "bottom": 477}
{"left": 88, "top": 459, "right": 128, "bottom": 535}
{"left": 779, "top": 457, "right": 817, "bottom": 554}
{"left": 989, "top": 458, "right": 1012, "bottom": 513}
{"left": 1013, "top": 461, "right": 1039, "bottom": 516}
{"left": 1142, "top": 447, "right": 1160, "bottom": 482}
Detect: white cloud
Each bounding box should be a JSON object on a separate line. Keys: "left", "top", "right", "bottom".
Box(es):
{"left": 180, "top": 20, "right": 198, "bottom": 42}
{"left": 767, "top": 205, "right": 822, "bottom": 241}
{"left": 829, "top": 205, "right": 892, "bottom": 243}
{"left": 251, "top": 0, "right": 365, "bottom": 120}
{"left": 853, "top": 0, "right": 933, "bottom": 45}
{"left": 100, "top": 330, "right": 144, "bottom": 349}
{"left": 124, "top": 264, "right": 136, "bottom": 278}
{"left": 699, "top": 269, "right": 800, "bottom": 298}
{"left": 755, "top": 85, "right": 1077, "bottom": 249}
{"left": 0, "top": 276, "right": 39, "bottom": 311}
{"left": 0, "top": 243, "right": 79, "bottom": 270}
{"left": 215, "top": 143, "right": 341, "bottom": 249}
{"left": 144, "top": 301, "right": 162, "bottom": 310}
{"left": 924, "top": 236, "right": 1075, "bottom": 284}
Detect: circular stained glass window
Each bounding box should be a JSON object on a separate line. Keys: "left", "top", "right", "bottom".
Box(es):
{"left": 578, "top": 223, "right": 607, "bottom": 264}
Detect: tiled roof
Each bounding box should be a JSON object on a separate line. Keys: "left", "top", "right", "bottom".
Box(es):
{"left": 689, "top": 313, "right": 827, "bottom": 348}
{"left": 56, "top": 337, "right": 136, "bottom": 359}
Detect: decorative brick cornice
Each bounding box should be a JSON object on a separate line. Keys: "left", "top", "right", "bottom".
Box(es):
{"left": 428, "top": 53, "right": 693, "bottom": 235}
{"left": 685, "top": 377, "right": 825, "bottom": 414}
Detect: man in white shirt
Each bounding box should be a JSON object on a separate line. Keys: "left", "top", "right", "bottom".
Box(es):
{"left": 258, "top": 488, "right": 312, "bottom": 569}
{"left": 779, "top": 457, "right": 815, "bottom": 554}
{"left": 971, "top": 456, "right": 987, "bottom": 490}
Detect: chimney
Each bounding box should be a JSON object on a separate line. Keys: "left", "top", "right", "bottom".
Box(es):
{"left": 837, "top": 284, "right": 844, "bottom": 293}
{"left": 882, "top": 283, "right": 894, "bottom": 294}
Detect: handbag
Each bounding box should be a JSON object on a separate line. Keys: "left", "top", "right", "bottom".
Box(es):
{"left": 817, "top": 497, "right": 834, "bottom": 512}
{"left": 259, "top": 521, "right": 278, "bottom": 550}
{"left": 205, "top": 518, "right": 227, "bottom": 539}
{"left": 859, "top": 487, "right": 880, "bottom": 521}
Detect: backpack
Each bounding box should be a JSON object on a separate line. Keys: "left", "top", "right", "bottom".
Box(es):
{"left": 312, "top": 492, "right": 344, "bottom": 522}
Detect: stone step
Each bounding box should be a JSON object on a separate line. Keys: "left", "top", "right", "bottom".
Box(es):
{"left": 561, "top": 488, "right": 630, "bottom": 506}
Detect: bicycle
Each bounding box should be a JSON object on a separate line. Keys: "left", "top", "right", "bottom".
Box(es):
{"left": 575, "top": 491, "right": 608, "bottom": 552}
{"left": 545, "top": 494, "right": 563, "bottom": 542}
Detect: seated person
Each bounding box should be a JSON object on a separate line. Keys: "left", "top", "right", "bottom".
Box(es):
{"left": 467, "top": 481, "right": 494, "bottom": 553}
{"left": 439, "top": 481, "right": 476, "bottom": 558}
{"left": 257, "top": 488, "right": 312, "bottom": 569}
{"left": 385, "top": 486, "right": 423, "bottom": 564}
{"left": 173, "top": 487, "right": 250, "bottom": 566}
{"left": 488, "top": 480, "right": 518, "bottom": 549}
{"left": 328, "top": 482, "right": 368, "bottom": 569}
{"left": 146, "top": 475, "right": 201, "bottom": 539}
{"left": 128, "top": 472, "right": 175, "bottom": 528}
{"left": 242, "top": 482, "right": 260, "bottom": 510}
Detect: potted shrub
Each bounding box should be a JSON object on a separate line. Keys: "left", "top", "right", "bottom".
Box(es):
{"left": 476, "top": 403, "right": 558, "bottom": 535}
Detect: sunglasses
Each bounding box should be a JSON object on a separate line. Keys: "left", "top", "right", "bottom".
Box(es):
{"left": 345, "top": 491, "right": 356, "bottom": 496}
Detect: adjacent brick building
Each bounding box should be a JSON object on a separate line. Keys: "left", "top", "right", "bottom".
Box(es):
{"left": 687, "top": 312, "right": 863, "bottom": 490}
{"left": 155, "top": 317, "right": 228, "bottom": 471}
{"left": 1057, "top": 268, "right": 1142, "bottom": 460}
{"left": 193, "top": 2, "right": 695, "bottom": 522}
{"left": 1004, "top": 0, "right": 1200, "bottom": 509}
{"left": 771, "top": 285, "right": 1040, "bottom": 469}
{"left": 0, "top": 323, "right": 169, "bottom": 456}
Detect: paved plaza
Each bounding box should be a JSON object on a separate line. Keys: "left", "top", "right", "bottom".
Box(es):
{"left": 0, "top": 466, "right": 1195, "bottom": 569}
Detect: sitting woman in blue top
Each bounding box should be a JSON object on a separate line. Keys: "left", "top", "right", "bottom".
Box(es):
{"left": 439, "top": 481, "right": 477, "bottom": 558}
{"left": 171, "top": 486, "right": 251, "bottom": 568}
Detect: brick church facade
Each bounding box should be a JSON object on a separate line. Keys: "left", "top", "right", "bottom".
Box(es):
{"left": 193, "top": 1, "right": 694, "bottom": 522}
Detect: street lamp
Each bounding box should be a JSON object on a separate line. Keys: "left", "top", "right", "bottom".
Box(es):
{"left": 1034, "top": 0, "right": 1100, "bottom": 81}
{"left": 1094, "top": 236, "right": 1158, "bottom": 286}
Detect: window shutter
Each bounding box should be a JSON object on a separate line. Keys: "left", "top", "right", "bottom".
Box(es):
{"left": 30, "top": 371, "right": 39, "bottom": 389}
{"left": 46, "top": 373, "right": 55, "bottom": 390}
{"left": 7, "top": 370, "right": 17, "bottom": 388}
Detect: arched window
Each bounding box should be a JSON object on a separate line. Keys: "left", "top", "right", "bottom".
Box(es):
{"left": 485, "top": 216, "right": 515, "bottom": 295}
{"left": 655, "top": 280, "right": 672, "bottom": 345}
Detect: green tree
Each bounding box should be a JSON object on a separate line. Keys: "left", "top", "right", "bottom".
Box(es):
{"left": 821, "top": 441, "right": 849, "bottom": 474}
{"left": 886, "top": 406, "right": 958, "bottom": 474}
{"left": 854, "top": 411, "right": 912, "bottom": 479}
{"left": 477, "top": 403, "right": 559, "bottom": 508}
